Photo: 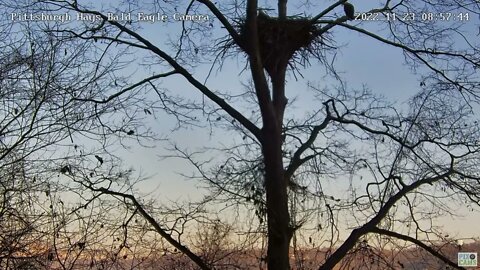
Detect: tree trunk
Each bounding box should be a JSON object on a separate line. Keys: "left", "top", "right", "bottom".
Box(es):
{"left": 264, "top": 65, "right": 291, "bottom": 270}
{"left": 244, "top": 1, "right": 291, "bottom": 266}
{"left": 263, "top": 124, "right": 291, "bottom": 270}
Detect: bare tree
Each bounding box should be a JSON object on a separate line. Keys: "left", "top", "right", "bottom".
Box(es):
{"left": 2, "top": 0, "right": 480, "bottom": 269}
{"left": 0, "top": 9, "right": 163, "bottom": 270}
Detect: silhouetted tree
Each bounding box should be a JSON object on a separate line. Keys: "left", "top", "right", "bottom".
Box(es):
{"left": 2, "top": 0, "right": 480, "bottom": 269}
{"left": 0, "top": 10, "right": 162, "bottom": 270}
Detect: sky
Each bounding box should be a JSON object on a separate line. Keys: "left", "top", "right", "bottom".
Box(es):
{"left": 4, "top": 0, "right": 479, "bottom": 244}
{"left": 100, "top": 0, "right": 480, "bottom": 239}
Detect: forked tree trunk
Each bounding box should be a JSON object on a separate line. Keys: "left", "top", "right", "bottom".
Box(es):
{"left": 244, "top": 0, "right": 292, "bottom": 267}
{"left": 263, "top": 65, "right": 291, "bottom": 270}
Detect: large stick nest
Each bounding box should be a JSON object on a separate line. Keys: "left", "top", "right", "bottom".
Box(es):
{"left": 234, "top": 13, "right": 324, "bottom": 76}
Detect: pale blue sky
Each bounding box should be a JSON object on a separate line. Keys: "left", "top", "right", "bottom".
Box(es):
{"left": 13, "top": 0, "right": 477, "bottom": 240}
{"left": 104, "top": 1, "right": 480, "bottom": 239}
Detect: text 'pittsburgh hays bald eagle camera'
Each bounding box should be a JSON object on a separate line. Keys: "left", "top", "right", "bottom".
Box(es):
{"left": 343, "top": 2, "right": 355, "bottom": 20}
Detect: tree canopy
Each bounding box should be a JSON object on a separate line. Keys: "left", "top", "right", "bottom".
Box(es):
{"left": 1, "top": 0, "right": 479, "bottom": 269}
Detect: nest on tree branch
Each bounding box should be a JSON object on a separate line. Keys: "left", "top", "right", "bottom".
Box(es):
{"left": 232, "top": 13, "right": 326, "bottom": 76}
